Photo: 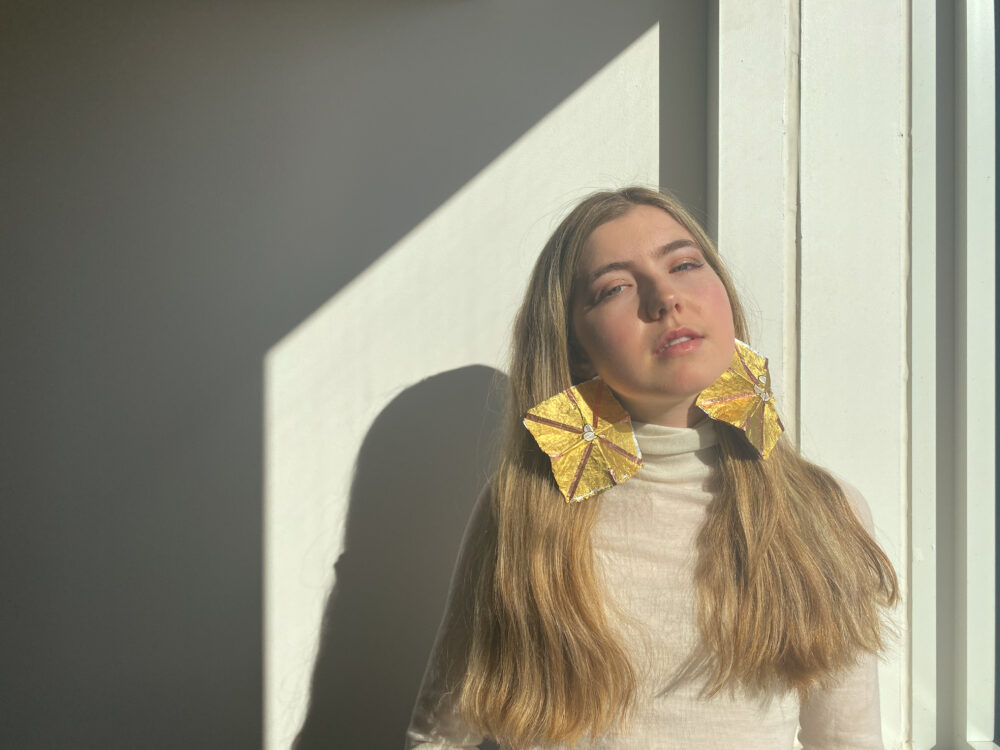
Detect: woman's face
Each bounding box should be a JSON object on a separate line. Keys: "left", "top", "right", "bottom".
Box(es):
{"left": 570, "top": 204, "right": 736, "bottom": 427}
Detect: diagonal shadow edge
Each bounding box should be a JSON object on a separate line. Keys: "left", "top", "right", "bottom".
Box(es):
{"left": 264, "top": 22, "right": 666, "bottom": 749}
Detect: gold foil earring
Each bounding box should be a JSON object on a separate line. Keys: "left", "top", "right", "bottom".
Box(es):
{"left": 523, "top": 377, "right": 643, "bottom": 502}
{"left": 696, "top": 338, "right": 784, "bottom": 459}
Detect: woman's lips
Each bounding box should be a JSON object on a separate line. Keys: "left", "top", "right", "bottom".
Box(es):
{"left": 656, "top": 336, "right": 702, "bottom": 357}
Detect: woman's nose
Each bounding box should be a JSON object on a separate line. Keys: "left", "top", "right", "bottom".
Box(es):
{"left": 644, "top": 279, "right": 680, "bottom": 320}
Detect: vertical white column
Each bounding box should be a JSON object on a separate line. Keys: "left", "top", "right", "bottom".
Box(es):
{"left": 910, "top": 0, "right": 937, "bottom": 746}
{"left": 713, "top": 0, "right": 800, "bottom": 440}
{"left": 958, "top": 0, "right": 996, "bottom": 741}
{"left": 798, "top": 2, "right": 908, "bottom": 748}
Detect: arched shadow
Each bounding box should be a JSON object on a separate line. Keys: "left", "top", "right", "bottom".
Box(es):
{"left": 294, "top": 365, "right": 506, "bottom": 749}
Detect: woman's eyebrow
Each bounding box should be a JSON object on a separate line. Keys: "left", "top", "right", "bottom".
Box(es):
{"left": 587, "top": 239, "right": 697, "bottom": 283}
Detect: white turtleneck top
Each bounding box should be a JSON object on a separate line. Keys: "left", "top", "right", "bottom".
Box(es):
{"left": 406, "top": 419, "right": 884, "bottom": 750}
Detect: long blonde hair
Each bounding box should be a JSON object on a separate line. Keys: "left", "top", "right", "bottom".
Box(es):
{"left": 458, "top": 187, "right": 898, "bottom": 748}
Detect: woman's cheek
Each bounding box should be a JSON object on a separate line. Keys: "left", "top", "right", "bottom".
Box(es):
{"left": 704, "top": 281, "right": 735, "bottom": 332}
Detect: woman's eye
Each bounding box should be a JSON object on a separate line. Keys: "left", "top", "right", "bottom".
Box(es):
{"left": 671, "top": 260, "right": 703, "bottom": 273}
{"left": 598, "top": 284, "right": 626, "bottom": 301}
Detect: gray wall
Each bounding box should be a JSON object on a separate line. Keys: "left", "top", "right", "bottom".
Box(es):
{"left": 0, "top": 2, "right": 707, "bottom": 747}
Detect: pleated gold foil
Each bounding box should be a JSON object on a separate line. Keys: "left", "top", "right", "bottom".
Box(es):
{"left": 696, "top": 339, "right": 784, "bottom": 459}
{"left": 523, "top": 378, "right": 643, "bottom": 503}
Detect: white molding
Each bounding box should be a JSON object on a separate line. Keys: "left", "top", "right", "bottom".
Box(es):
{"left": 712, "top": 0, "right": 799, "bottom": 443}
{"left": 718, "top": 1, "right": 997, "bottom": 745}
{"left": 958, "top": 0, "right": 996, "bottom": 739}
{"left": 797, "top": 2, "right": 909, "bottom": 746}
{"left": 909, "top": 0, "right": 936, "bottom": 746}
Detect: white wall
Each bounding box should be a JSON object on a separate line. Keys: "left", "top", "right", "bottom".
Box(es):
{"left": 264, "top": 2, "right": 996, "bottom": 747}
{"left": 265, "top": 26, "right": 665, "bottom": 750}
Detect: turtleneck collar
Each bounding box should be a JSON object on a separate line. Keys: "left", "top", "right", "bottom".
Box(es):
{"left": 630, "top": 416, "right": 720, "bottom": 484}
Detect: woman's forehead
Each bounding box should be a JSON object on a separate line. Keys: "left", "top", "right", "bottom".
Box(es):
{"left": 575, "top": 209, "right": 700, "bottom": 276}
{"left": 588, "top": 204, "right": 689, "bottom": 243}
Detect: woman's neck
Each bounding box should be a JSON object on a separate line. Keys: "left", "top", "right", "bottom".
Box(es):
{"left": 617, "top": 395, "right": 703, "bottom": 428}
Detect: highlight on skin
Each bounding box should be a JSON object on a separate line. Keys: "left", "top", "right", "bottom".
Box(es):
{"left": 456, "top": 187, "right": 899, "bottom": 749}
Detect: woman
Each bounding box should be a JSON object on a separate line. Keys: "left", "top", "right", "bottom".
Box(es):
{"left": 406, "top": 186, "right": 898, "bottom": 749}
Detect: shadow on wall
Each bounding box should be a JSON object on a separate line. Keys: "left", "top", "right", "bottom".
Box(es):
{"left": 294, "top": 365, "right": 506, "bottom": 749}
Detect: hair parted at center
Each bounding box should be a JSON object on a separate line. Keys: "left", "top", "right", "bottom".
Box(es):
{"left": 456, "top": 186, "right": 898, "bottom": 749}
